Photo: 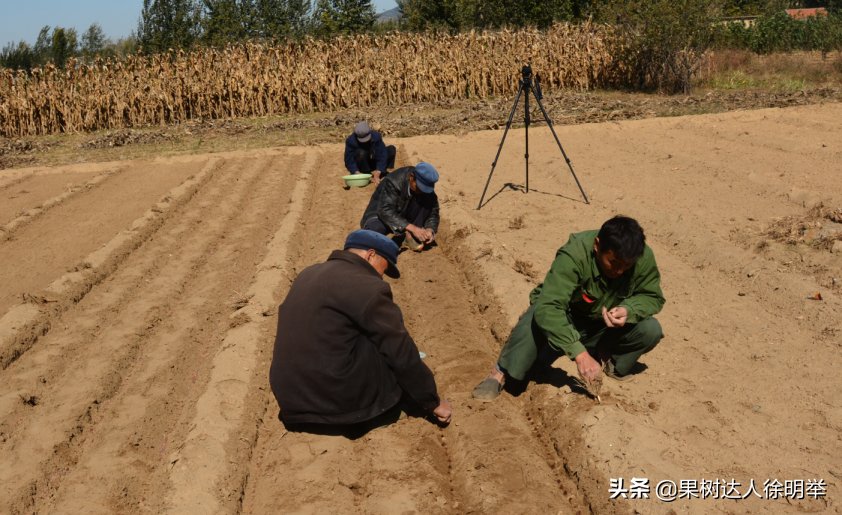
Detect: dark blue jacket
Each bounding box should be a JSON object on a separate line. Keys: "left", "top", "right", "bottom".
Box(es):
{"left": 344, "top": 130, "right": 388, "bottom": 173}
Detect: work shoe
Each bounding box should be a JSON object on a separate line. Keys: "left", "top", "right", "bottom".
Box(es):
{"left": 472, "top": 376, "right": 504, "bottom": 401}
{"left": 604, "top": 360, "right": 635, "bottom": 382}
{"left": 403, "top": 234, "right": 424, "bottom": 252}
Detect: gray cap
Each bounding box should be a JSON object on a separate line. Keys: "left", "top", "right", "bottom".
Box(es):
{"left": 354, "top": 121, "right": 371, "bottom": 143}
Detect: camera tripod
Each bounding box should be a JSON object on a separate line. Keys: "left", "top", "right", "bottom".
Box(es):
{"left": 477, "top": 65, "right": 589, "bottom": 210}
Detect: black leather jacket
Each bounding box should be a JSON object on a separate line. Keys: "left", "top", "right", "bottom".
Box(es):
{"left": 360, "top": 166, "right": 440, "bottom": 234}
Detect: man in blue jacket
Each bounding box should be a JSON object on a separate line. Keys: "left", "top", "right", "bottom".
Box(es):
{"left": 345, "top": 122, "right": 396, "bottom": 186}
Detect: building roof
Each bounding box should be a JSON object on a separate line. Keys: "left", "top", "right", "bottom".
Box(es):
{"left": 785, "top": 8, "right": 828, "bottom": 19}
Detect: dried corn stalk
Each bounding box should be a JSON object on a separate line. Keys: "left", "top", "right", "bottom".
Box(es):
{"left": 0, "top": 23, "right": 616, "bottom": 137}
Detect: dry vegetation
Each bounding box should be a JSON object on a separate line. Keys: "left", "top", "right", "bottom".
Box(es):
{"left": 230, "top": 290, "right": 254, "bottom": 310}
{"left": 574, "top": 363, "right": 606, "bottom": 403}
{"left": 513, "top": 258, "right": 538, "bottom": 278}
{"left": 762, "top": 203, "right": 842, "bottom": 250}
{"left": 703, "top": 49, "right": 842, "bottom": 91}
{"left": 0, "top": 23, "right": 614, "bottom": 138}
{"left": 1, "top": 84, "right": 840, "bottom": 171}
{"left": 78, "top": 129, "right": 175, "bottom": 149}
{"left": 509, "top": 215, "right": 526, "bottom": 229}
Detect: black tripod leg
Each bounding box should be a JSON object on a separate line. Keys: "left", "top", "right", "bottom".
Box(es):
{"left": 528, "top": 83, "right": 590, "bottom": 205}
{"left": 525, "top": 83, "right": 529, "bottom": 194}
{"left": 477, "top": 81, "right": 525, "bottom": 210}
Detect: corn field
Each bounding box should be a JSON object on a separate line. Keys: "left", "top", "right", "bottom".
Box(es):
{"left": 0, "top": 23, "right": 613, "bottom": 138}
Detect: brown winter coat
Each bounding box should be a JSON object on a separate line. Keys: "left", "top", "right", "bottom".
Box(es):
{"left": 269, "top": 250, "right": 440, "bottom": 425}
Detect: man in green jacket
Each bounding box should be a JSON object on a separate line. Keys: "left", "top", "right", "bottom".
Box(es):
{"left": 473, "top": 216, "right": 665, "bottom": 400}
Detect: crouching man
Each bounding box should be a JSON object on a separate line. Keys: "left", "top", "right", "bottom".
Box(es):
{"left": 345, "top": 121, "right": 396, "bottom": 186}
{"left": 473, "top": 216, "right": 666, "bottom": 401}
{"left": 270, "top": 230, "right": 451, "bottom": 434}
{"left": 360, "top": 162, "right": 440, "bottom": 251}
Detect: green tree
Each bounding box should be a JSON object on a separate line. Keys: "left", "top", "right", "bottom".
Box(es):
{"left": 314, "top": 0, "right": 377, "bottom": 34}
{"left": 138, "top": 0, "right": 201, "bottom": 53}
{"left": 722, "top": 0, "right": 765, "bottom": 16}
{"left": 81, "top": 22, "right": 108, "bottom": 59}
{"left": 112, "top": 36, "right": 140, "bottom": 57}
{"left": 397, "top": 0, "right": 463, "bottom": 30}
{"left": 798, "top": 0, "right": 842, "bottom": 11}
{"left": 599, "top": 0, "right": 722, "bottom": 93}
{"left": 398, "top": 0, "right": 588, "bottom": 31}
{"left": 0, "top": 41, "right": 37, "bottom": 70}
{"left": 51, "top": 27, "right": 79, "bottom": 67}
{"left": 253, "top": 0, "right": 312, "bottom": 39}
{"left": 201, "top": 0, "right": 251, "bottom": 45}
{"left": 33, "top": 25, "right": 52, "bottom": 64}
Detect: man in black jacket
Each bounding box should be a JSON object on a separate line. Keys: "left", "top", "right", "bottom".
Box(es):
{"left": 344, "top": 122, "right": 396, "bottom": 186}
{"left": 269, "top": 230, "right": 452, "bottom": 434}
{"left": 360, "top": 162, "right": 440, "bottom": 251}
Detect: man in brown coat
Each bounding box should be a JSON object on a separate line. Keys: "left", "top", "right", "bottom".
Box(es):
{"left": 269, "top": 230, "right": 451, "bottom": 433}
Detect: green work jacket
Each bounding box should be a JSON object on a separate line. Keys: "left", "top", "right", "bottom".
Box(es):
{"left": 529, "top": 230, "right": 666, "bottom": 359}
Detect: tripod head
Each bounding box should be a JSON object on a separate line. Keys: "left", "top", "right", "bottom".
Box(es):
{"left": 521, "top": 65, "right": 542, "bottom": 99}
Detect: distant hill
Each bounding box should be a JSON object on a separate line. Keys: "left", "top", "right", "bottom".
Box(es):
{"left": 377, "top": 7, "right": 400, "bottom": 22}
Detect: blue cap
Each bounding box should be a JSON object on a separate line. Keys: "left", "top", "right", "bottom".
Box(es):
{"left": 344, "top": 230, "right": 400, "bottom": 278}
{"left": 413, "top": 162, "right": 439, "bottom": 194}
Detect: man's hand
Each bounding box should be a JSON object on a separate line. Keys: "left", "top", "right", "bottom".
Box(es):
{"left": 432, "top": 399, "right": 452, "bottom": 424}
{"left": 422, "top": 228, "right": 435, "bottom": 243}
{"left": 406, "top": 224, "right": 428, "bottom": 243}
{"left": 372, "top": 170, "right": 382, "bottom": 186}
{"left": 602, "top": 306, "right": 628, "bottom": 328}
{"left": 574, "top": 351, "right": 602, "bottom": 383}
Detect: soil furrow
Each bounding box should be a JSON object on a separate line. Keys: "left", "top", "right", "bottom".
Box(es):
{"left": 0, "top": 154, "right": 293, "bottom": 514}
{"left": 42, "top": 153, "right": 302, "bottom": 514}
{"left": 240, "top": 148, "right": 575, "bottom": 514}
{"left": 0, "top": 103, "right": 839, "bottom": 515}
{"left": 384, "top": 235, "right": 574, "bottom": 514}
{"left": 0, "top": 159, "right": 219, "bottom": 372}
{"left": 166, "top": 149, "right": 318, "bottom": 515}
{"left": 0, "top": 159, "right": 207, "bottom": 315}
{"left": 0, "top": 170, "right": 36, "bottom": 192}
{"left": 1, "top": 167, "right": 124, "bottom": 240}
{"left": 240, "top": 147, "right": 386, "bottom": 515}
{"left": 400, "top": 108, "right": 841, "bottom": 514}
{"left": 1, "top": 171, "right": 95, "bottom": 226}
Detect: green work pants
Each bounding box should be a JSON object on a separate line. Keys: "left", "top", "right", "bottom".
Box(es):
{"left": 497, "top": 304, "right": 663, "bottom": 380}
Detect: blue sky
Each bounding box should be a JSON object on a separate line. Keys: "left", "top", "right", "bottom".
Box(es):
{"left": 0, "top": 0, "right": 399, "bottom": 46}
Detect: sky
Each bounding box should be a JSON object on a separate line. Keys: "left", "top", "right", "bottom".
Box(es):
{"left": 0, "top": 0, "right": 400, "bottom": 46}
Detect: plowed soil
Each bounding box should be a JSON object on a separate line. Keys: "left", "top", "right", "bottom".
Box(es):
{"left": 0, "top": 103, "right": 840, "bottom": 515}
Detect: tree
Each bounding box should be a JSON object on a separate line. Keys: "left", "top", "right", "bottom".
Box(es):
{"left": 599, "top": 0, "right": 722, "bottom": 94}
{"left": 253, "top": 0, "right": 312, "bottom": 39}
{"left": 314, "top": 0, "right": 377, "bottom": 34}
{"left": 398, "top": 0, "right": 589, "bottom": 31}
{"left": 51, "top": 27, "right": 79, "bottom": 67}
{"left": 81, "top": 23, "right": 108, "bottom": 59}
{"left": 138, "top": 0, "right": 201, "bottom": 53}
{"left": 33, "top": 25, "right": 52, "bottom": 64}
{"left": 0, "top": 41, "right": 37, "bottom": 70}
{"left": 201, "top": 0, "right": 251, "bottom": 45}
{"left": 397, "top": 0, "right": 462, "bottom": 30}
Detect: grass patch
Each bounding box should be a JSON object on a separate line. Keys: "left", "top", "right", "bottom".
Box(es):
{"left": 701, "top": 49, "right": 842, "bottom": 91}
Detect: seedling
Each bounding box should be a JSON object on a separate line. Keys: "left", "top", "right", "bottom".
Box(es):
{"left": 574, "top": 363, "right": 606, "bottom": 403}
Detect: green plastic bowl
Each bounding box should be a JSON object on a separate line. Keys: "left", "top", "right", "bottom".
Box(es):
{"left": 343, "top": 174, "right": 372, "bottom": 187}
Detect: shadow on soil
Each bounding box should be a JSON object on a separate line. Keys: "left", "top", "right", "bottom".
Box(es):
{"left": 480, "top": 182, "right": 587, "bottom": 209}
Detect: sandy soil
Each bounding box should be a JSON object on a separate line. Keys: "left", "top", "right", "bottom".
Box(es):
{"left": 0, "top": 103, "right": 840, "bottom": 515}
